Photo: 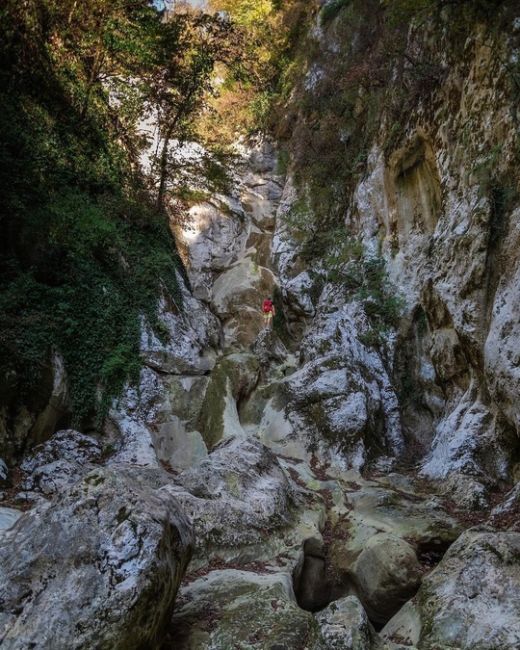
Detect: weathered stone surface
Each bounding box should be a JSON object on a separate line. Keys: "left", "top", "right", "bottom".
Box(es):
{"left": 488, "top": 482, "right": 520, "bottom": 530}
{"left": 168, "top": 439, "right": 298, "bottom": 569}
{"left": 140, "top": 278, "right": 220, "bottom": 376}
{"left": 106, "top": 367, "right": 164, "bottom": 469}
{"left": 0, "top": 352, "right": 70, "bottom": 463}
{"left": 341, "top": 23, "right": 518, "bottom": 496}
{"left": 0, "top": 458, "right": 8, "bottom": 487}
{"left": 419, "top": 388, "right": 508, "bottom": 509}
{"left": 20, "top": 429, "right": 102, "bottom": 496}
{"left": 484, "top": 210, "right": 520, "bottom": 430}
{"left": 285, "top": 294, "right": 403, "bottom": 469}
{"left": 326, "top": 480, "right": 461, "bottom": 613}
{"left": 315, "top": 595, "right": 379, "bottom": 650}
{"left": 211, "top": 257, "right": 277, "bottom": 347}
{"left": 198, "top": 353, "right": 260, "bottom": 448}
{"left": 0, "top": 466, "right": 193, "bottom": 650}
{"left": 176, "top": 199, "right": 247, "bottom": 301}
{"left": 169, "top": 569, "right": 319, "bottom": 650}
{"left": 0, "top": 508, "right": 22, "bottom": 536}
{"left": 352, "top": 534, "right": 422, "bottom": 626}
{"left": 381, "top": 600, "right": 421, "bottom": 649}
{"left": 382, "top": 529, "right": 520, "bottom": 650}
{"left": 28, "top": 352, "right": 70, "bottom": 447}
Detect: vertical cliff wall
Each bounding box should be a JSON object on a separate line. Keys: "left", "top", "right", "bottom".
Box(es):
{"left": 274, "top": 0, "right": 520, "bottom": 508}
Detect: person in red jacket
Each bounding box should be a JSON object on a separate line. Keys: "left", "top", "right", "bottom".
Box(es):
{"left": 262, "top": 297, "right": 276, "bottom": 330}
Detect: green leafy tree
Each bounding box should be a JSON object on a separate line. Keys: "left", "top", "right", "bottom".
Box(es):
{"left": 0, "top": 0, "right": 241, "bottom": 432}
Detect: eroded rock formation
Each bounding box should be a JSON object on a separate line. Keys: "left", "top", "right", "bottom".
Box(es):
{"left": 1, "top": 4, "right": 520, "bottom": 649}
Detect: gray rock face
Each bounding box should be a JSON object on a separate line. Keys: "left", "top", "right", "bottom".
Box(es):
{"left": 382, "top": 529, "right": 520, "bottom": 650}
{"left": 0, "top": 466, "right": 193, "bottom": 650}
{"left": 197, "top": 353, "right": 260, "bottom": 448}
{"left": 0, "top": 458, "right": 8, "bottom": 487}
{"left": 352, "top": 534, "right": 422, "bottom": 626}
{"left": 286, "top": 295, "right": 403, "bottom": 469}
{"left": 169, "top": 438, "right": 297, "bottom": 567}
{"left": 0, "top": 508, "right": 22, "bottom": 535}
{"left": 140, "top": 284, "right": 220, "bottom": 376}
{"left": 169, "top": 569, "right": 319, "bottom": 650}
{"left": 315, "top": 595, "right": 378, "bottom": 650}
{"left": 20, "top": 429, "right": 102, "bottom": 496}
{"left": 489, "top": 482, "right": 520, "bottom": 530}
{"left": 0, "top": 351, "right": 70, "bottom": 463}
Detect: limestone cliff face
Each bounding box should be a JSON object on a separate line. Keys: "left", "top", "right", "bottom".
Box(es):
{"left": 2, "top": 4, "right": 520, "bottom": 649}
{"left": 275, "top": 3, "right": 520, "bottom": 508}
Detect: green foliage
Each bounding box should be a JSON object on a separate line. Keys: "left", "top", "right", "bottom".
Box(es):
{"left": 281, "top": 199, "right": 404, "bottom": 346}
{"left": 323, "top": 233, "right": 404, "bottom": 345}
{"left": 0, "top": 0, "right": 185, "bottom": 427}
{"left": 203, "top": 0, "right": 311, "bottom": 139}
{"left": 356, "top": 258, "right": 405, "bottom": 346}
{"left": 279, "top": 0, "right": 513, "bottom": 230}
{"left": 276, "top": 149, "right": 290, "bottom": 176}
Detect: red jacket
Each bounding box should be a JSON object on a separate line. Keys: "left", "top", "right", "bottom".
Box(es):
{"left": 262, "top": 299, "right": 274, "bottom": 314}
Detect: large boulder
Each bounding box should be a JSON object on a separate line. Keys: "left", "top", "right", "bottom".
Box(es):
{"left": 0, "top": 466, "right": 193, "bottom": 649}
{"left": 167, "top": 438, "right": 299, "bottom": 569}
{"left": 352, "top": 534, "right": 422, "bottom": 626}
{"left": 20, "top": 429, "right": 102, "bottom": 497}
{"left": 381, "top": 529, "right": 520, "bottom": 650}
{"left": 315, "top": 595, "right": 381, "bottom": 650}
{"left": 168, "top": 569, "right": 319, "bottom": 650}
{"left": 328, "top": 481, "right": 461, "bottom": 578}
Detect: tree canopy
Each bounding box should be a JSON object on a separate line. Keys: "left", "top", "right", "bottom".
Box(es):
{"left": 0, "top": 0, "right": 240, "bottom": 427}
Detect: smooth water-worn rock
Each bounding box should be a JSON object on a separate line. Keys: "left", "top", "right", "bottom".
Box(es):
{"left": 352, "top": 534, "right": 422, "bottom": 626}
{"left": 178, "top": 199, "right": 247, "bottom": 301}
{"left": 325, "top": 479, "right": 461, "bottom": 620}
{"left": 169, "top": 569, "right": 319, "bottom": 650}
{"left": 0, "top": 466, "right": 193, "bottom": 650}
{"left": 212, "top": 257, "right": 278, "bottom": 349}
{"left": 0, "top": 508, "right": 22, "bottom": 535}
{"left": 167, "top": 438, "right": 298, "bottom": 569}
{"left": 382, "top": 529, "right": 520, "bottom": 649}
{"left": 197, "top": 353, "right": 260, "bottom": 448}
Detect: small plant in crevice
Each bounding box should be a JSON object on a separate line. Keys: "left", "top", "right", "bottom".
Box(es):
{"left": 280, "top": 197, "right": 404, "bottom": 347}
{"left": 317, "top": 226, "right": 404, "bottom": 346}
{"left": 356, "top": 257, "right": 405, "bottom": 347}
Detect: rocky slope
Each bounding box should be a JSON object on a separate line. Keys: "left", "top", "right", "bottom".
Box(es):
{"left": 1, "top": 2, "right": 520, "bottom": 649}
{"left": 0, "top": 137, "right": 517, "bottom": 649}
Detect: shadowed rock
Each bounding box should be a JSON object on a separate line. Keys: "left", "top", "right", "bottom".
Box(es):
{"left": 0, "top": 466, "right": 193, "bottom": 650}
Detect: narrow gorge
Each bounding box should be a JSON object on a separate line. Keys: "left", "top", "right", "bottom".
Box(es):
{"left": 0, "top": 1, "right": 519, "bottom": 649}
